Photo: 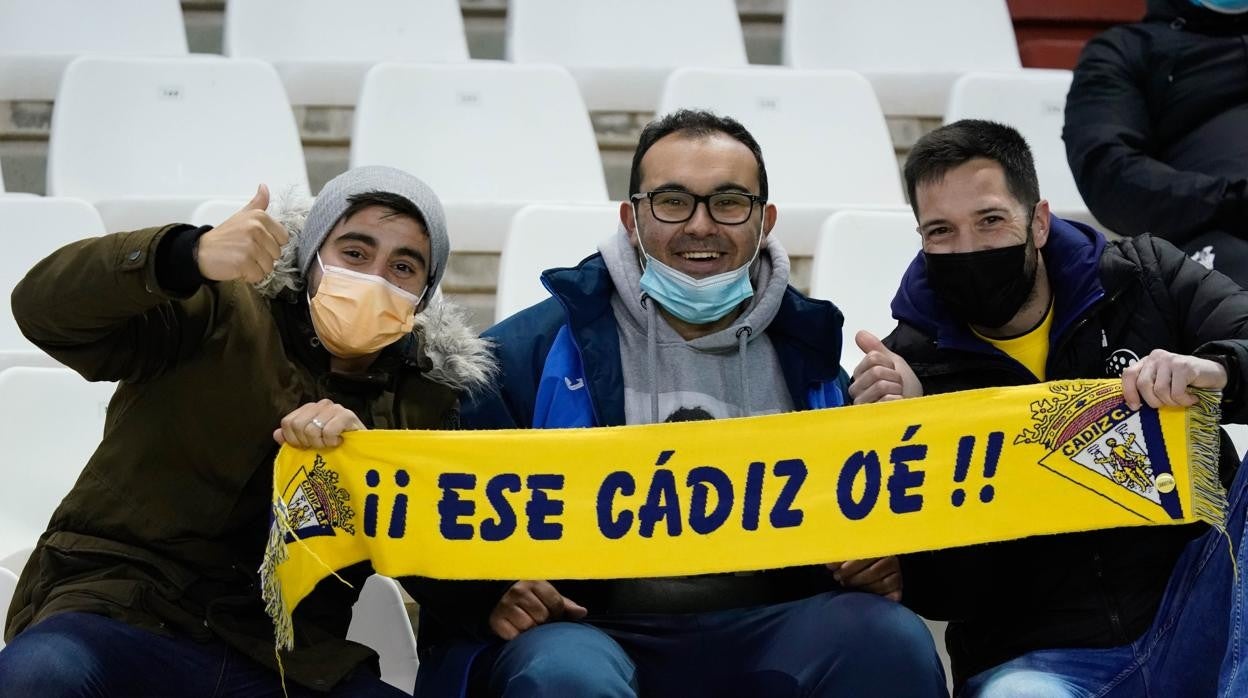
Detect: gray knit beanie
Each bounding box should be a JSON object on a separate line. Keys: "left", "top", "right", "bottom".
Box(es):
{"left": 297, "top": 165, "right": 449, "bottom": 295}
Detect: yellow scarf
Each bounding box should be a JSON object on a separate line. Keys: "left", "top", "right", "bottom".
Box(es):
{"left": 261, "top": 379, "right": 1226, "bottom": 651}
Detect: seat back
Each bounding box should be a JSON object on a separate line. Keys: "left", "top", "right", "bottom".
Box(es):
{"left": 659, "top": 67, "right": 904, "bottom": 206}
{"left": 190, "top": 199, "right": 249, "bottom": 227}
{"left": 945, "top": 70, "right": 1087, "bottom": 215}
{"left": 0, "top": 0, "right": 187, "bottom": 100}
{"left": 507, "top": 0, "right": 746, "bottom": 109}
{"left": 0, "top": 198, "right": 106, "bottom": 353}
{"left": 225, "top": 0, "right": 467, "bottom": 62}
{"left": 48, "top": 56, "right": 308, "bottom": 202}
{"left": 508, "top": 0, "right": 745, "bottom": 68}
{"left": 496, "top": 204, "right": 619, "bottom": 322}
{"left": 0, "top": 367, "right": 115, "bottom": 562}
{"left": 783, "top": 0, "right": 1020, "bottom": 72}
{"left": 809, "top": 210, "right": 920, "bottom": 369}
{"left": 346, "top": 575, "right": 420, "bottom": 693}
{"left": 223, "top": 0, "right": 468, "bottom": 106}
{"left": 352, "top": 62, "right": 607, "bottom": 204}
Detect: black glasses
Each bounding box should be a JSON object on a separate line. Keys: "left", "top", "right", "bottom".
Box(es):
{"left": 631, "top": 190, "right": 764, "bottom": 225}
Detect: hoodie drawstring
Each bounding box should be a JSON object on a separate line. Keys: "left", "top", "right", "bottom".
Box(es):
{"left": 643, "top": 294, "right": 661, "bottom": 424}
{"left": 736, "top": 326, "right": 752, "bottom": 418}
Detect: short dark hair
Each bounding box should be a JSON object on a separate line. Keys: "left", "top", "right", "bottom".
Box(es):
{"left": 903, "top": 119, "right": 1039, "bottom": 217}
{"left": 629, "top": 109, "right": 768, "bottom": 201}
{"left": 339, "top": 191, "right": 427, "bottom": 231}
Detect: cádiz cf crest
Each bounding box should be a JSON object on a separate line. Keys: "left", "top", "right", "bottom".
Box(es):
{"left": 276, "top": 454, "right": 356, "bottom": 542}
{"left": 1016, "top": 382, "right": 1183, "bottom": 521}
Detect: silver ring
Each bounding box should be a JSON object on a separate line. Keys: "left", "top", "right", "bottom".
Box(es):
{"left": 309, "top": 418, "right": 326, "bottom": 430}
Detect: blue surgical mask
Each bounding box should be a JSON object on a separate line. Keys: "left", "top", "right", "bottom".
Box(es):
{"left": 1190, "top": 0, "right": 1248, "bottom": 13}
{"left": 634, "top": 210, "right": 763, "bottom": 325}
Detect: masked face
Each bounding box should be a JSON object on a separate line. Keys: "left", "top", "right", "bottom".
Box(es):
{"left": 924, "top": 224, "right": 1039, "bottom": 328}
{"left": 914, "top": 158, "right": 1050, "bottom": 331}
{"left": 309, "top": 255, "right": 424, "bottom": 358}
{"left": 634, "top": 210, "right": 764, "bottom": 325}
{"left": 623, "top": 132, "right": 776, "bottom": 327}
{"left": 306, "top": 205, "right": 432, "bottom": 361}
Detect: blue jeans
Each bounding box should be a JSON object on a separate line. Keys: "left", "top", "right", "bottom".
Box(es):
{"left": 962, "top": 453, "right": 1248, "bottom": 698}
{"left": 0, "top": 611, "right": 406, "bottom": 697}
{"left": 457, "top": 590, "right": 947, "bottom": 697}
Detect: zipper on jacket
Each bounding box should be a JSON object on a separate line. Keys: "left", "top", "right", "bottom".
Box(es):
{"left": 1047, "top": 285, "right": 1128, "bottom": 374}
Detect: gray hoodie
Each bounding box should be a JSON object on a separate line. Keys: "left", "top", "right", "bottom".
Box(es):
{"left": 601, "top": 228, "right": 795, "bottom": 426}
{"left": 594, "top": 228, "right": 804, "bottom": 614}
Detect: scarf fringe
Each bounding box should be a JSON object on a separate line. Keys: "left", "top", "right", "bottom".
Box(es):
{"left": 1189, "top": 388, "right": 1228, "bottom": 531}
{"left": 259, "top": 490, "right": 355, "bottom": 656}
{"left": 260, "top": 497, "right": 296, "bottom": 653}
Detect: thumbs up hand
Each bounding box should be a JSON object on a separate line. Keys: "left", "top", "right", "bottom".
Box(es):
{"left": 848, "top": 330, "right": 923, "bottom": 405}
{"left": 195, "top": 184, "right": 291, "bottom": 283}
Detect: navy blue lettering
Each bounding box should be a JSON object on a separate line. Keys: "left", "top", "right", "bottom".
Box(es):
{"left": 596, "top": 471, "right": 635, "bottom": 539}
{"left": 437, "top": 473, "right": 476, "bottom": 540}
{"left": 770, "top": 459, "right": 806, "bottom": 528}
{"left": 526, "top": 474, "right": 564, "bottom": 540}
{"left": 837, "top": 451, "right": 881, "bottom": 521}
{"left": 742, "top": 461, "right": 766, "bottom": 531}
{"left": 480, "top": 473, "right": 521, "bottom": 542}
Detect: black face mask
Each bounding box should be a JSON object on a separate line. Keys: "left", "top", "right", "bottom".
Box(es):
{"left": 923, "top": 242, "right": 1037, "bottom": 329}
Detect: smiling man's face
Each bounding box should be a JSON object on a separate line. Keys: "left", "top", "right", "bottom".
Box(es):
{"left": 623, "top": 131, "right": 771, "bottom": 278}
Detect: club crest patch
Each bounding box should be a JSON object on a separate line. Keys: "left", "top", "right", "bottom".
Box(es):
{"left": 276, "top": 454, "right": 357, "bottom": 542}
{"left": 1015, "top": 382, "right": 1182, "bottom": 521}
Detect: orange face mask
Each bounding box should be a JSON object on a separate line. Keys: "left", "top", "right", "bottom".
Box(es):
{"left": 308, "top": 255, "right": 424, "bottom": 359}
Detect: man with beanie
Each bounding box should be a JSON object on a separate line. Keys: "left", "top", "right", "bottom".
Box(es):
{"left": 854, "top": 119, "right": 1248, "bottom": 696}
{"left": 416, "top": 110, "right": 949, "bottom": 698}
{"left": 0, "top": 166, "right": 495, "bottom": 695}
{"left": 1064, "top": 0, "right": 1248, "bottom": 285}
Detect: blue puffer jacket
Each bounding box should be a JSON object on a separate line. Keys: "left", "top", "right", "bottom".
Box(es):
{"left": 415, "top": 252, "right": 850, "bottom": 696}
{"left": 468, "top": 253, "right": 849, "bottom": 429}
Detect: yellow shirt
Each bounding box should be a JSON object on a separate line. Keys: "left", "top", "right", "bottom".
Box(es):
{"left": 975, "top": 303, "right": 1054, "bottom": 381}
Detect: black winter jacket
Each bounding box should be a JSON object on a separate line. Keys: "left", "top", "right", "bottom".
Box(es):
{"left": 886, "top": 217, "right": 1248, "bottom": 687}
{"left": 1063, "top": 0, "right": 1248, "bottom": 251}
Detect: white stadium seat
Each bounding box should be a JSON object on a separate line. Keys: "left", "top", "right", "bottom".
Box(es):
{"left": 0, "top": 548, "right": 30, "bottom": 575}
{"left": 809, "top": 210, "right": 920, "bottom": 369}
{"left": 347, "top": 575, "right": 420, "bottom": 694}
{"left": 944, "top": 70, "right": 1103, "bottom": 230}
{"left": 190, "top": 199, "right": 248, "bottom": 227}
{"left": 0, "top": 367, "right": 116, "bottom": 565}
{"left": 0, "top": 0, "right": 187, "bottom": 101}
{"left": 506, "top": 0, "right": 747, "bottom": 112}
{"left": 0, "top": 197, "right": 105, "bottom": 358}
{"left": 352, "top": 62, "right": 608, "bottom": 252}
{"left": 48, "top": 56, "right": 309, "bottom": 233}
{"left": 783, "top": 0, "right": 1021, "bottom": 117}
{"left": 496, "top": 204, "right": 619, "bottom": 322}
{"left": 223, "top": 0, "right": 469, "bottom": 106}
{"left": 658, "top": 66, "right": 908, "bottom": 255}
{"left": 1225, "top": 425, "right": 1248, "bottom": 461}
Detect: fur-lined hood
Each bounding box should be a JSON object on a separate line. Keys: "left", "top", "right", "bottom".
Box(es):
{"left": 256, "top": 192, "right": 496, "bottom": 395}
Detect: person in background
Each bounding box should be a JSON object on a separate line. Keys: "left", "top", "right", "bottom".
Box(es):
{"left": 1064, "top": 0, "right": 1248, "bottom": 285}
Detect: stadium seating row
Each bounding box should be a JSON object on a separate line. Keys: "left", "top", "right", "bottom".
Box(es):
{"left": 3, "top": 56, "right": 1093, "bottom": 251}
{"left": 0, "top": 0, "right": 1025, "bottom": 114}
